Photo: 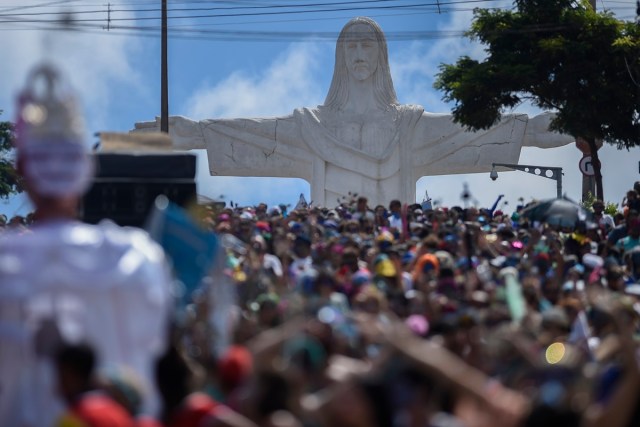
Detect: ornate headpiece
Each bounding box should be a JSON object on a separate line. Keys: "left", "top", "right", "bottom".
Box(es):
{"left": 15, "top": 63, "right": 93, "bottom": 196}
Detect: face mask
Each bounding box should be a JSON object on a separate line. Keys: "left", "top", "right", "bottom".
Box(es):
{"left": 21, "top": 140, "right": 93, "bottom": 197}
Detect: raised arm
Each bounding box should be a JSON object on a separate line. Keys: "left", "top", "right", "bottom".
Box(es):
{"left": 384, "top": 322, "right": 530, "bottom": 427}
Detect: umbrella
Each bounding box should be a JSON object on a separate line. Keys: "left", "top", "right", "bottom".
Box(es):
{"left": 520, "top": 197, "right": 592, "bottom": 228}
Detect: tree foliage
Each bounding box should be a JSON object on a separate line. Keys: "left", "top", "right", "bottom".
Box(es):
{"left": 0, "top": 110, "right": 23, "bottom": 199}
{"left": 580, "top": 191, "right": 619, "bottom": 215}
{"left": 434, "top": 0, "right": 640, "bottom": 200}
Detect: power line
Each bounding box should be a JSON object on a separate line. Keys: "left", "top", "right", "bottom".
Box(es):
{"left": 118, "top": 0, "right": 459, "bottom": 13}
{"left": 0, "top": 0, "right": 494, "bottom": 22}
{"left": 0, "top": 0, "right": 408, "bottom": 17}
{"left": 0, "top": 0, "right": 83, "bottom": 13}
{"left": 162, "top": 9, "right": 454, "bottom": 28}
{"left": 1, "top": 10, "right": 623, "bottom": 42}
{"left": 0, "top": 0, "right": 457, "bottom": 13}
{"left": 0, "top": 0, "right": 634, "bottom": 40}
{"left": 0, "top": 8, "right": 106, "bottom": 17}
{"left": 0, "top": 17, "right": 469, "bottom": 41}
{"left": 0, "top": 8, "right": 470, "bottom": 34}
{"left": 3, "top": 0, "right": 632, "bottom": 24}
{"left": 0, "top": 0, "right": 262, "bottom": 6}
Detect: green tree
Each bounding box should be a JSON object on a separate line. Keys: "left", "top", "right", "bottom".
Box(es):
{"left": 580, "top": 191, "right": 619, "bottom": 215}
{"left": 0, "top": 110, "right": 23, "bottom": 199}
{"left": 434, "top": 0, "right": 640, "bottom": 201}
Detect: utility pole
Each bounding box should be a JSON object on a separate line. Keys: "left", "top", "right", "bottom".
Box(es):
{"left": 160, "top": 0, "right": 168, "bottom": 133}
{"left": 581, "top": 0, "right": 597, "bottom": 201}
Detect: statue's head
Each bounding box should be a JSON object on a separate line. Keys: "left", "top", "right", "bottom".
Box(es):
{"left": 325, "top": 17, "right": 399, "bottom": 110}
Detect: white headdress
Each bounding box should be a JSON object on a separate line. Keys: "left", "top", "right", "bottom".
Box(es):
{"left": 15, "top": 63, "right": 93, "bottom": 197}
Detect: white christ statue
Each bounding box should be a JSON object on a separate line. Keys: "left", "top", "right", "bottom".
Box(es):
{"left": 133, "top": 17, "right": 572, "bottom": 207}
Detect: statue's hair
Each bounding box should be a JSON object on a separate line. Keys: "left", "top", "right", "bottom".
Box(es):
{"left": 324, "top": 17, "right": 399, "bottom": 111}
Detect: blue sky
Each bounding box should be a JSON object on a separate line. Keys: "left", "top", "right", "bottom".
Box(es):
{"left": 1, "top": 0, "right": 638, "bottom": 217}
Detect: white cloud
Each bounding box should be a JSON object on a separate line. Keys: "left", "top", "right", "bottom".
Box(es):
{"left": 0, "top": 1, "right": 144, "bottom": 135}
{"left": 183, "top": 42, "right": 329, "bottom": 119}
{"left": 0, "top": 1, "right": 148, "bottom": 216}
{"left": 47, "top": 32, "right": 145, "bottom": 132}
{"left": 390, "top": 6, "right": 489, "bottom": 110}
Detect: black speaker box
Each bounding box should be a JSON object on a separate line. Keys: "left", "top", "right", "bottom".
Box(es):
{"left": 81, "top": 152, "right": 197, "bottom": 227}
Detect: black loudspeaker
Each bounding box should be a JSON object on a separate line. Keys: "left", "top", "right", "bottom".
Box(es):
{"left": 82, "top": 152, "right": 197, "bottom": 227}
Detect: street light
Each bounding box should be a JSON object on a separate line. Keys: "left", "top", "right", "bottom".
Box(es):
{"left": 490, "top": 163, "right": 563, "bottom": 198}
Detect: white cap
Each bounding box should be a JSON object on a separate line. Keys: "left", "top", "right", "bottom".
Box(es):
{"left": 582, "top": 253, "right": 604, "bottom": 269}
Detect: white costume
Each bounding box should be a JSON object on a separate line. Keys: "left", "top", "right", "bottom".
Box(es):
{"left": 0, "top": 220, "right": 173, "bottom": 426}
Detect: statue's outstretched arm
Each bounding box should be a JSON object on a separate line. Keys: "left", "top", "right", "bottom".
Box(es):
{"left": 194, "top": 114, "right": 311, "bottom": 180}
{"left": 411, "top": 112, "right": 523, "bottom": 175}
{"left": 200, "top": 114, "right": 302, "bottom": 149}
{"left": 133, "top": 115, "right": 303, "bottom": 151}
{"left": 523, "top": 112, "right": 574, "bottom": 148}
{"left": 132, "top": 116, "right": 206, "bottom": 150}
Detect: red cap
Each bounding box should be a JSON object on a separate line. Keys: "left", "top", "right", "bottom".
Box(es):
{"left": 217, "top": 345, "right": 252, "bottom": 389}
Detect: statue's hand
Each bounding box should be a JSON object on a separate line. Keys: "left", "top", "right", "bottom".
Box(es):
{"left": 523, "top": 112, "right": 574, "bottom": 148}
{"left": 132, "top": 117, "right": 160, "bottom": 132}
{"left": 133, "top": 116, "right": 205, "bottom": 150}
{"left": 169, "top": 116, "right": 206, "bottom": 150}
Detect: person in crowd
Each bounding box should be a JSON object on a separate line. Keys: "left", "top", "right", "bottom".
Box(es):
{"left": 623, "top": 189, "right": 640, "bottom": 211}
{"left": 387, "top": 199, "right": 403, "bottom": 231}
{"left": 352, "top": 196, "right": 375, "bottom": 222}
{"left": 608, "top": 209, "right": 639, "bottom": 247}
{"left": 617, "top": 218, "right": 640, "bottom": 254}
{"left": 155, "top": 343, "right": 256, "bottom": 427}
{"left": 54, "top": 343, "right": 135, "bottom": 427}
{"left": 592, "top": 200, "right": 615, "bottom": 232}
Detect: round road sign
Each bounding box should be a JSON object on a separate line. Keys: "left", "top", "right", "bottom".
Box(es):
{"left": 579, "top": 156, "right": 595, "bottom": 176}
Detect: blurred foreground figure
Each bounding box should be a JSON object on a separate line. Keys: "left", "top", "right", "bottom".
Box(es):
{"left": 55, "top": 343, "right": 135, "bottom": 427}
{"left": 0, "top": 64, "right": 173, "bottom": 426}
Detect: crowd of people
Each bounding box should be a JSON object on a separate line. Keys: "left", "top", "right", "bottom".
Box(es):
{"left": 157, "top": 184, "right": 640, "bottom": 427}
{"left": 2, "top": 64, "right": 640, "bottom": 427}
{"left": 3, "top": 180, "right": 640, "bottom": 427}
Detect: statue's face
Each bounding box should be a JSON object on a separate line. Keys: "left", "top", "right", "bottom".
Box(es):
{"left": 343, "top": 23, "right": 379, "bottom": 82}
